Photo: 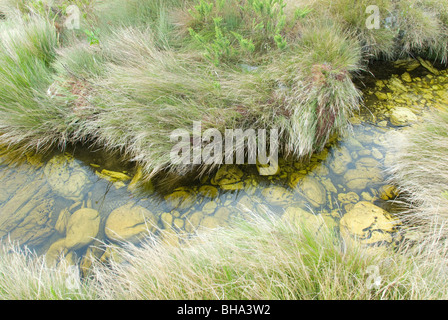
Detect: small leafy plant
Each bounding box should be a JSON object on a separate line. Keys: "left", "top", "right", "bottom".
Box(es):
{"left": 84, "top": 29, "right": 99, "bottom": 45}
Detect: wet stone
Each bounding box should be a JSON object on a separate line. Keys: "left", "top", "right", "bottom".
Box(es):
{"left": 105, "top": 203, "right": 157, "bottom": 243}
{"left": 65, "top": 208, "right": 100, "bottom": 250}
{"left": 340, "top": 201, "right": 401, "bottom": 247}
{"left": 43, "top": 153, "right": 91, "bottom": 201}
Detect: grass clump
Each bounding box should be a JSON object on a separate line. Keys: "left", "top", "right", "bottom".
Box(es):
{"left": 0, "top": 0, "right": 447, "bottom": 178}
{"left": 0, "top": 243, "right": 94, "bottom": 300}
{"left": 386, "top": 107, "right": 448, "bottom": 237}
{"left": 0, "top": 11, "right": 72, "bottom": 154}
{"left": 2, "top": 212, "right": 448, "bottom": 299}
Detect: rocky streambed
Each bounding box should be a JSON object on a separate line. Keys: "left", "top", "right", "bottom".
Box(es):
{"left": 0, "top": 58, "right": 447, "bottom": 273}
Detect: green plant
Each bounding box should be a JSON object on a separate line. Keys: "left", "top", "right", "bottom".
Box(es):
{"left": 189, "top": 17, "right": 234, "bottom": 66}
{"left": 294, "top": 6, "right": 312, "bottom": 20}
{"left": 84, "top": 28, "right": 99, "bottom": 45}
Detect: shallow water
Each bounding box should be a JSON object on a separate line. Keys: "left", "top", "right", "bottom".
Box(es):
{"left": 0, "top": 59, "right": 447, "bottom": 267}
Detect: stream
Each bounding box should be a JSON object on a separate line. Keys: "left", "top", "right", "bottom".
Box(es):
{"left": 0, "top": 59, "right": 447, "bottom": 270}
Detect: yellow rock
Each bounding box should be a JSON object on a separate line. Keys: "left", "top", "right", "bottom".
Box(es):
{"left": 173, "top": 218, "right": 185, "bottom": 229}
{"left": 46, "top": 238, "right": 68, "bottom": 266}
{"left": 202, "top": 201, "right": 218, "bottom": 215}
{"left": 211, "top": 165, "right": 244, "bottom": 190}
{"left": 80, "top": 246, "right": 99, "bottom": 277}
{"left": 127, "top": 166, "right": 148, "bottom": 192}
{"left": 282, "top": 207, "right": 336, "bottom": 234}
{"left": 417, "top": 57, "right": 440, "bottom": 75}
{"left": 25, "top": 152, "right": 44, "bottom": 168}
{"left": 378, "top": 185, "right": 399, "bottom": 200}
{"left": 164, "top": 187, "right": 196, "bottom": 210}
{"left": 100, "top": 244, "right": 123, "bottom": 264}
{"left": 349, "top": 116, "right": 362, "bottom": 125}
{"left": 185, "top": 211, "right": 204, "bottom": 233}
{"left": 44, "top": 153, "right": 90, "bottom": 201}
{"left": 96, "top": 169, "right": 131, "bottom": 182}
{"left": 295, "top": 176, "right": 327, "bottom": 207}
{"left": 261, "top": 186, "right": 294, "bottom": 206}
{"left": 55, "top": 208, "right": 71, "bottom": 234}
{"left": 390, "top": 107, "right": 417, "bottom": 126}
{"left": 401, "top": 72, "right": 412, "bottom": 83}
{"left": 160, "top": 229, "right": 182, "bottom": 247}
{"left": 288, "top": 171, "right": 306, "bottom": 188}
{"left": 0, "top": 179, "right": 55, "bottom": 247}
{"left": 256, "top": 157, "right": 280, "bottom": 176}
{"left": 198, "top": 185, "right": 219, "bottom": 198}
{"left": 374, "top": 91, "right": 388, "bottom": 100}
{"left": 160, "top": 212, "right": 174, "bottom": 228}
{"left": 201, "top": 216, "right": 222, "bottom": 229}
{"left": 214, "top": 207, "right": 231, "bottom": 221}
{"left": 65, "top": 208, "right": 100, "bottom": 250}
{"left": 387, "top": 77, "right": 408, "bottom": 92}
{"left": 343, "top": 158, "right": 383, "bottom": 191}
{"left": 337, "top": 192, "right": 359, "bottom": 204}
{"left": 340, "top": 201, "right": 401, "bottom": 247}
{"left": 329, "top": 146, "right": 352, "bottom": 175}
{"left": 105, "top": 203, "right": 157, "bottom": 243}
{"left": 406, "top": 60, "right": 421, "bottom": 72}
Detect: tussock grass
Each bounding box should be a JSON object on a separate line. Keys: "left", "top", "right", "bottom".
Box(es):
{"left": 0, "top": 11, "right": 72, "bottom": 154}
{"left": 0, "top": 0, "right": 447, "bottom": 178}
{"left": 0, "top": 243, "right": 94, "bottom": 299}
{"left": 386, "top": 108, "right": 448, "bottom": 238}
{"left": 2, "top": 212, "right": 448, "bottom": 299}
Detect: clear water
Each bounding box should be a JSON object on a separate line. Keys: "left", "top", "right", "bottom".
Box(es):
{"left": 0, "top": 61, "right": 446, "bottom": 266}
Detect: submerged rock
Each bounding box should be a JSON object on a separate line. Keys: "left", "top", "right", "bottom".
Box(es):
{"left": 340, "top": 201, "right": 401, "bottom": 247}
{"left": 261, "top": 186, "right": 294, "bottom": 206}
{"left": 164, "top": 187, "right": 196, "bottom": 211}
{"left": 105, "top": 203, "right": 157, "bottom": 243}
{"left": 337, "top": 192, "right": 359, "bottom": 204}
{"left": 296, "top": 176, "right": 327, "bottom": 207}
{"left": 389, "top": 107, "right": 417, "bottom": 126}
{"left": 44, "top": 153, "right": 90, "bottom": 201}
{"left": 344, "top": 158, "right": 383, "bottom": 191}
{"left": 55, "top": 208, "right": 71, "bottom": 234}
{"left": 95, "top": 169, "right": 131, "bottom": 182}
{"left": 46, "top": 238, "right": 68, "bottom": 266}
{"left": 211, "top": 165, "right": 244, "bottom": 190}
{"left": 329, "top": 146, "right": 352, "bottom": 175}
{"left": 401, "top": 72, "right": 412, "bottom": 83}
{"left": 378, "top": 185, "right": 399, "bottom": 200}
{"left": 0, "top": 177, "right": 55, "bottom": 247}
{"left": 282, "top": 207, "right": 336, "bottom": 234}
{"left": 417, "top": 57, "right": 440, "bottom": 75}
{"left": 65, "top": 208, "right": 100, "bottom": 250}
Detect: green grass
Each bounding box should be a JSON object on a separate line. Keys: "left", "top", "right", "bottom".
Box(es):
{"left": 0, "top": 11, "right": 72, "bottom": 154}
{"left": 1, "top": 212, "right": 448, "bottom": 299}
{"left": 386, "top": 106, "right": 448, "bottom": 237}
{"left": 0, "top": 243, "right": 94, "bottom": 299}
{"left": 0, "top": 0, "right": 447, "bottom": 179}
